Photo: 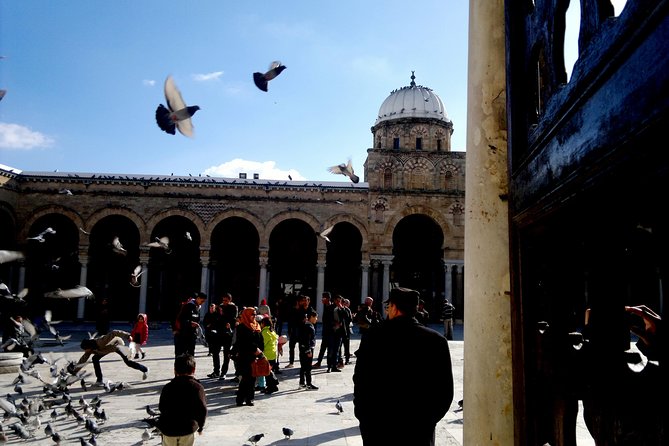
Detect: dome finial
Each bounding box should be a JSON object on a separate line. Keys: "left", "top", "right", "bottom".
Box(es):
{"left": 410, "top": 71, "right": 416, "bottom": 87}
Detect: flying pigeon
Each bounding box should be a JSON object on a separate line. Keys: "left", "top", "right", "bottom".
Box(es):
{"left": 185, "top": 231, "right": 192, "bottom": 241}
{"left": 253, "top": 61, "right": 286, "bottom": 92}
{"left": 111, "top": 236, "right": 127, "bottom": 255}
{"left": 319, "top": 225, "right": 334, "bottom": 243}
{"left": 146, "top": 236, "right": 171, "bottom": 254}
{"left": 79, "top": 227, "right": 90, "bottom": 236}
{"left": 0, "top": 90, "right": 6, "bottom": 101}
{"left": 27, "top": 227, "right": 56, "bottom": 242}
{"left": 130, "top": 265, "right": 143, "bottom": 288}
{"left": 335, "top": 399, "right": 343, "bottom": 414}
{"left": 328, "top": 159, "right": 359, "bottom": 183}
{"left": 155, "top": 75, "right": 200, "bottom": 137}
{"left": 44, "top": 286, "right": 94, "bottom": 300}
{"left": 282, "top": 427, "right": 294, "bottom": 439}
{"left": 0, "top": 250, "right": 24, "bottom": 264}
{"left": 248, "top": 433, "right": 265, "bottom": 445}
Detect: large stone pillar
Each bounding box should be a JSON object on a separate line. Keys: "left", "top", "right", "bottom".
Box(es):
{"left": 316, "top": 251, "right": 327, "bottom": 317}
{"left": 77, "top": 255, "right": 88, "bottom": 320}
{"left": 464, "top": 0, "right": 513, "bottom": 444}
{"left": 138, "top": 254, "right": 149, "bottom": 315}
{"left": 379, "top": 255, "right": 393, "bottom": 318}
{"left": 443, "top": 262, "right": 453, "bottom": 303}
{"left": 360, "top": 260, "right": 370, "bottom": 304}
{"left": 258, "top": 250, "right": 269, "bottom": 305}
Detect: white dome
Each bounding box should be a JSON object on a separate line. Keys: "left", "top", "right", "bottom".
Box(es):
{"left": 375, "top": 73, "right": 449, "bottom": 125}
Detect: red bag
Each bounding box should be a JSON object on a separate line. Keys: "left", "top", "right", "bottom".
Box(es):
{"left": 251, "top": 357, "right": 271, "bottom": 377}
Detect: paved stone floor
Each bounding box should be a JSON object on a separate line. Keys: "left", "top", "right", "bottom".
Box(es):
{"left": 0, "top": 322, "right": 594, "bottom": 445}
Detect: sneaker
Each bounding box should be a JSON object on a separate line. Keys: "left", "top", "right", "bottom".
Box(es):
{"left": 299, "top": 382, "right": 306, "bottom": 388}
{"left": 134, "top": 354, "right": 140, "bottom": 359}
{"left": 312, "top": 361, "right": 322, "bottom": 368}
{"left": 141, "top": 352, "right": 146, "bottom": 359}
{"left": 142, "top": 368, "right": 149, "bottom": 380}
{"left": 207, "top": 372, "right": 220, "bottom": 378}
{"left": 285, "top": 363, "right": 294, "bottom": 368}
{"left": 306, "top": 384, "right": 319, "bottom": 390}
{"left": 219, "top": 375, "right": 226, "bottom": 381}
{"left": 93, "top": 381, "right": 105, "bottom": 388}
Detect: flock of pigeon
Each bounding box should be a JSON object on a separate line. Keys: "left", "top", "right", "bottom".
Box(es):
{"left": 152, "top": 60, "right": 360, "bottom": 184}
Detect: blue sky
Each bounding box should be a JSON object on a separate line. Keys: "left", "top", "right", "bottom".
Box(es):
{"left": 0, "top": 1, "right": 470, "bottom": 182}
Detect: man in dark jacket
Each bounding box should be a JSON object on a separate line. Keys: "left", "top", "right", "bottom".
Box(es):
{"left": 353, "top": 287, "right": 453, "bottom": 446}
{"left": 175, "top": 292, "right": 207, "bottom": 357}
{"left": 158, "top": 354, "right": 207, "bottom": 444}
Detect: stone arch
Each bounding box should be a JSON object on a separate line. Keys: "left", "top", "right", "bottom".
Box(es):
{"left": 145, "top": 208, "right": 205, "bottom": 246}
{"left": 322, "top": 213, "right": 369, "bottom": 251}
{"left": 207, "top": 208, "right": 264, "bottom": 246}
{"left": 384, "top": 205, "right": 453, "bottom": 250}
{"left": 19, "top": 205, "right": 84, "bottom": 240}
{"left": 264, "top": 210, "right": 321, "bottom": 248}
{"left": 86, "top": 207, "right": 145, "bottom": 240}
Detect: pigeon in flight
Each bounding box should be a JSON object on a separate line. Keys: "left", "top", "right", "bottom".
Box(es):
{"left": 248, "top": 433, "right": 265, "bottom": 445}
{"left": 253, "top": 61, "right": 286, "bottom": 92}
{"left": 335, "top": 399, "right": 343, "bottom": 414}
{"left": 319, "top": 225, "right": 334, "bottom": 243}
{"left": 185, "top": 231, "right": 193, "bottom": 241}
{"left": 44, "top": 285, "right": 94, "bottom": 300}
{"left": 146, "top": 236, "right": 171, "bottom": 254}
{"left": 79, "top": 227, "right": 90, "bottom": 236}
{"left": 0, "top": 90, "right": 6, "bottom": 101}
{"left": 155, "top": 75, "right": 200, "bottom": 137}
{"left": 282, "top": 427, "right": 294, "bottom": 439}
{"left": 130, "top": 265, "right": 143, "bottom": 288}
{"left": 328, "top": 159, "right": 359, "bottom": 183}
{"left": 0, "top": 250, "right": 24, "bottom": 264}
{"left": 111, "top": 236, "right": 127, "bottom": 255}
{"left": 27, "top": 227, "right": 56, "bottom": 242}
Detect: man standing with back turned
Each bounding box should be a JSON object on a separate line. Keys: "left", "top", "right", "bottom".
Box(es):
{"left": 353, "top": 287, "right": 453, "bottom": 446}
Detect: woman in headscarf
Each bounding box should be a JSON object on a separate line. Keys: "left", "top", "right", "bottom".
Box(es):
{"left": 233, "top": 307, "right": 265, "bottom": 406}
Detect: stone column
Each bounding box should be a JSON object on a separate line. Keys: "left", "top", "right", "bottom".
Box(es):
{"left": 360, "top": 260, "right": 370, "bottom": 304}
{"left": 138, "top": 253, "right": 149, "bottom": 315}
{"left": 316, "top": 251, "right": 327, "bottom": 316}
{"left": 443, "top": 262, "right": 453, "bottom": 303}
{"left": 77, "top": 254, "right": 88, "bottom": 320}
{"left": 464, "top": 0, "right": 513, "bottom": 443}
{"left": 199, "top": 248, "right": 210, "bottom": 319}
{"left": 258, "top": 250, "right": 269, "bottom": 305}
{"left": 18, "top": 262, "right": 26, "bottom": 292}
{"left": 379, "top": 255, "right": 393, "bottom": 318}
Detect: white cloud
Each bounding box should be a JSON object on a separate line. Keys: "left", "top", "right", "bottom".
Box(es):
{"left": 143, "top": 79, "right": 156, "bottom": 87}
{"left": 192, "top": 71, "right": 224, "bottom": 82}
{"left": 203, "top": 159, "right": 305, "bottom": 181}
{"left": 0, "top": 123, "right": 54, "bottom": 150}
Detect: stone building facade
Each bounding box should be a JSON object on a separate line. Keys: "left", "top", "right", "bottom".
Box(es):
{"left": 0, "top": 73, "right": 465, "bottom": 324}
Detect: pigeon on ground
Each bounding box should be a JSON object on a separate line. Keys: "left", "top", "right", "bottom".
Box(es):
{"left": 141, "top": 427, "right": 152, "bottom": 443}
{"left": 155, "top": 75, "right": 200, "bottom": 137}
{"left": 145, "top": 405, "right": 159, "bottom": 418}
{"left": 253, "top": 61, "right": 286, "bottom": 92}
{"left": 328, "top": 159, "right": 359, "bottom": 183}
{"left": 282, "top": 427, "right": 294, "bottom": 439}
{"left": 319, "top": 225, "right": 334, "bottom": 243}
{"left": 248, "top": 433, "right": 265, "bottom": 445}
{"left": 335, "top": 400, "right": 343, "bottom": 414}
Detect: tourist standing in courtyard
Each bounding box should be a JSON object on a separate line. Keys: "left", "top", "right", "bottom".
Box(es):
{"left": 353, "top": 287, "right": 453, "bottom": 446}
{"left": 158, "top": 354, "right": 207, "bottom": 446}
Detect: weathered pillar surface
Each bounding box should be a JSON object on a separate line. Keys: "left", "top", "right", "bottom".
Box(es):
{"left": 77, "top": 256, "right": 88, "bottom": 320}
{"left": 444, "top": 262, "right": 453, "bottom": 303}
{"left": 464, "top": 0, "right": 513, "bottom": 444}
{"left": 316, "top": 252, "right": 326, "bottom": 317}
{"left": 360, "top": 261, "right": 370, "bottom": 304}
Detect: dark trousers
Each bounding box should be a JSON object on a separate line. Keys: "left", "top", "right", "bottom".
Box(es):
{"left": 236, "top": 364, "right": 255, "bottom": 405}
{"left": 221, "top": 337, "right": 234, "bottom": 376}
{"left": 208, "top": 338, "right": 222, "bottom": 374}
{"left": 92, "top": 350, "right": 147, "bottom": 382}
{"left": 327, "top": 332, "right": 343, "bottom": 368}
{"left": 174, "top": 334, "right": 195, "bottom": 357}
{"left": 299, "top": 348, "right": 313, "bottom": 385}
{"left": 317, "top": 328, "right": 333, "bottom": 363}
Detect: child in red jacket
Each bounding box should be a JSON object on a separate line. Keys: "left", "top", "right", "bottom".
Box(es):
{"left": 130, "top": 313, "right": 149, "bottom": 359}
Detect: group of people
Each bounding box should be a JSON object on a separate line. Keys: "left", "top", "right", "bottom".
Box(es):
{"left": 61, "top": 287, "right": 460, "bottom": 446}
